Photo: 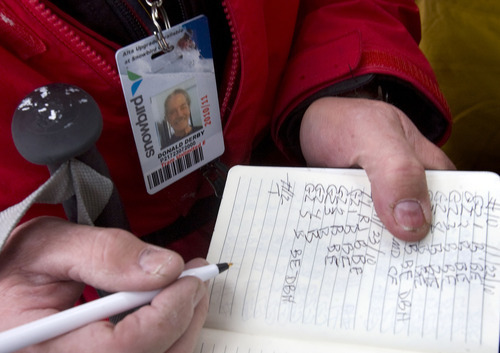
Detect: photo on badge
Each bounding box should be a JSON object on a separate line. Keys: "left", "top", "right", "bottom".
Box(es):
{"left": 152, "top": 77, "right": 203, "bottom": 149}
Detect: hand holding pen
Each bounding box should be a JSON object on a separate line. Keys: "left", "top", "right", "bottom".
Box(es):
{"left": 0, "top": 217, "right": 224, "bottom": 353}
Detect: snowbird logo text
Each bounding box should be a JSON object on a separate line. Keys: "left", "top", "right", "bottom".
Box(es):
{"left": 130, "top": 95, "right": 155, "bottom": 158}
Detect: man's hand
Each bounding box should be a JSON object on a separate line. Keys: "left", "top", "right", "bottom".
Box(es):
{"left": 0, "top": 217, "right": 209, "bottom": 353}
{"left": 300, "top": 97, "right": 455, "bottom": 242}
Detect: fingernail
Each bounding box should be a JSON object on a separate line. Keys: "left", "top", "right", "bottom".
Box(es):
{"left": 139, "top": 247, "right": 172, "bottom": 276}
{"left": 393, "top": 199, "right": 427, "bottom": 231}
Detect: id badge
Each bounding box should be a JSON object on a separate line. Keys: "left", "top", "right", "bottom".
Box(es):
{"left": 116, "top": 15, "right": 224, "bottom": 194}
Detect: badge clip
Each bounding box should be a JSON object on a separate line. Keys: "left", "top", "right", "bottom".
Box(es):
{"left": 146, "top": 0, "right": 174, "bottom": 52}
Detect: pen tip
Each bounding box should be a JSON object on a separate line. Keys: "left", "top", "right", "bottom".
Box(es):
{"left": 217, "top": 262, "right": 232, "bottom": 273}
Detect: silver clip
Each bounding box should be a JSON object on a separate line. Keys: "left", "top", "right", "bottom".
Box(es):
{"left": 146, "top": 0, "right": 174, "bottom": 52}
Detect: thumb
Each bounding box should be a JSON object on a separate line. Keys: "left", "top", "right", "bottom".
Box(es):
{"left": 361, "top": 110, "right": 454, "bottom": 242}
{"left": 3, "top": 217, "right": 185, "bottom": 292}
{"left": 366, "top": 154, "right": 432, "bottom": 242}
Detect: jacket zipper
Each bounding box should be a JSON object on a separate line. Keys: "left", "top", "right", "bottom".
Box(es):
{"left": 25, "top": 0, "right": 121, "bottom": 87}
{"left": 220, "top": 0, "right": 240, "bottom": 122}
{"left": 110, "top": 0, "right": 151, "bottom": 40}
{"left": 173, "top": 0, "right": 188, "bottom": 22}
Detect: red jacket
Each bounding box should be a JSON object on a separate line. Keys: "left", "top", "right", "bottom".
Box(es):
{"left": 0, "top": 0, "right": 450, "bottom": 260}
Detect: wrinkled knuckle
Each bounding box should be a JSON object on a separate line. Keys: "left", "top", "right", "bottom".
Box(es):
{"left": 397, "top": 158, "right": 425, "bottom": 178}
{"left": 167, "top": 307, "right": 187, "bottom": 336}
{"left": 157, "top": 291, "right": 194, "bottom": 335}
{"left": 382, "top": 157, "right": 426, "bottom": 190}
{"left": 197, "top": 291, "right": 210, "bottom": 316}
{"left": 366, "top": 99, "right": 398, "bottom": 117}
{"left": 85, "top": 227, "right": 132, "bottom": 275}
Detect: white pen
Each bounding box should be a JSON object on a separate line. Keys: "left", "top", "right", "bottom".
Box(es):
{"left": 0, "top": 262, "right": 231, "bottom": 353}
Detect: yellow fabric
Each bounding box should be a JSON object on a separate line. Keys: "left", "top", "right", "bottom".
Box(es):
{"left": 416, "top": 0, "right": 500, "bottom": 173}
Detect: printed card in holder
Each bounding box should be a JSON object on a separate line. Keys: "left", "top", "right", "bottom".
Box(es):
{"left": 116, "top": 15, "right": 224, "bottom": 194}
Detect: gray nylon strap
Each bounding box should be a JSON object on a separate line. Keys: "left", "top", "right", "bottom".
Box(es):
{"left": 0, "top": 159, "right": 113, "bottom": 251}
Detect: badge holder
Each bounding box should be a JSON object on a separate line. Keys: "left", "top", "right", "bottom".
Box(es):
{"left": 116, "top": 4, "right": 224, "bottom": 195}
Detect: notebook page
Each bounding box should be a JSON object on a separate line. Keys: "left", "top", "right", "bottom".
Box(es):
{"left": 197, "top": 327, "right": 409, "bottom": 353}
{"left": 201, "top": 166, "right": 500, "bottom": 353}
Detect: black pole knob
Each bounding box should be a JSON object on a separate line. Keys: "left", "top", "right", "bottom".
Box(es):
{"left": 12, "top": 83, "right": 102, "bottom": 166}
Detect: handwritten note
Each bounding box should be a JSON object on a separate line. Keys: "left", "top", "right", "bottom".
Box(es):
{"left": 202, "top": 167, "right": 500, "bottom": 353}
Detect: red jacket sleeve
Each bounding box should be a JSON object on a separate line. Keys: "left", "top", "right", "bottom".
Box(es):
{"left": 271, "top": 0, "right": 452, "bottom": 161}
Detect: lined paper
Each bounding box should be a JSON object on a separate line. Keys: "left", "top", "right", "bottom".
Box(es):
{"left": 200, "top": 166, "right": 500, "bottom": 353}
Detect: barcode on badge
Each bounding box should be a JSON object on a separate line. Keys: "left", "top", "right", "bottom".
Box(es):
{"left": 147, "top": 146, "right": 205, "bottom": 190}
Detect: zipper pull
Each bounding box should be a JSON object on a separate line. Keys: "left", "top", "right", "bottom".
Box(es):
{"left": 202, "top": 159, "right": 229, "bottom": 198}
